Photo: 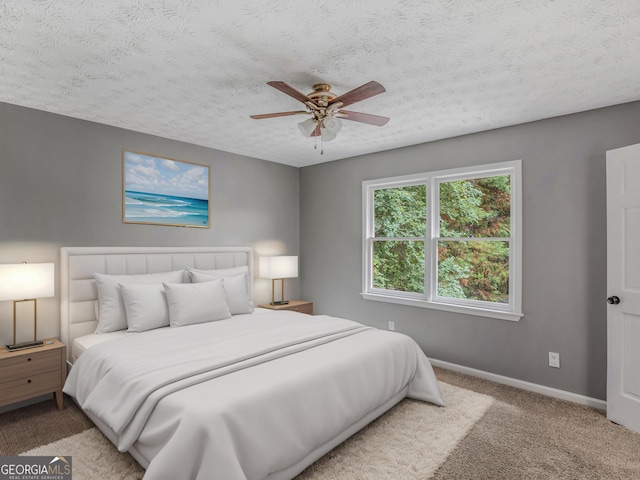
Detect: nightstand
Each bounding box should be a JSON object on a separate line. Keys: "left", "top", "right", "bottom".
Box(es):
{"left": 258, "top": 300, "right": 313, "bottom": 315}
{"left": 0, "top": 339, "right": 66, "bottom": 410}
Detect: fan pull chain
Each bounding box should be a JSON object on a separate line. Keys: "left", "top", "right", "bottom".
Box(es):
{"left": 311, "top": 128, "right": 324, "bottom": 154}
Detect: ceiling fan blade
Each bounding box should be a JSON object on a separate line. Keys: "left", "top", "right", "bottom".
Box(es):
{"left": 267, "top": 81, "right": 316, "bottom": 106}
{"left": 329, "top": 81, "right": 386, "bottom": 108}
{"left": 250, "top": 111, "right": 308, "bottom": 119}
{"left": 338, "top": 110, "right": 390, "bottom": 126}
{"left": 311, "top": 124, "right": 322, "bottom": 137}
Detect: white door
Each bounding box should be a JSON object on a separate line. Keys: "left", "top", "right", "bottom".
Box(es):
{"left": 607, "top": 143, "right": 640, "bottom": 434}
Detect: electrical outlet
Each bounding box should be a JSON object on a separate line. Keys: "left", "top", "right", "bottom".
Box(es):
{"left": 388, "top": 321, "right": 395, "bottom": 331}
{"left": 548, "top": 352, "right": 560, "bottom": 368}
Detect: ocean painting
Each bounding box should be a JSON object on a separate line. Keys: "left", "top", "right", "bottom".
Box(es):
{"left": 123, "top": 150, "right": 210, "bottom": 228}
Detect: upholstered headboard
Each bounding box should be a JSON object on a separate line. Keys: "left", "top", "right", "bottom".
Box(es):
{"left": 60, "top": 246, "right": 253, "bottom": 362}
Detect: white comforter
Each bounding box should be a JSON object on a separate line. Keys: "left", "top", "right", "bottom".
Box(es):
{"left": 64, "top": 311, "right": 444, "bottom": 480}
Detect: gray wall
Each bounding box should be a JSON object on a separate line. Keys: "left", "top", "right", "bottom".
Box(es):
{"left": 300, "top": 100, "right": 640, "bottom": 400}
{"left": 4, "top": 98, "right": 640, "bottom": 400}
{"left": 0, "top": 102, "right": 300, "bottom": 344}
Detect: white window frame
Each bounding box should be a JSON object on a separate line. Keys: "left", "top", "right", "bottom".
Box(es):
{"left": 362, "top": 160, "right": 523, "bottom": 321}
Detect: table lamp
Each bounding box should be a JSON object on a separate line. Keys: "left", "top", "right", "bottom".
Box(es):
{"left": 259, "top": 256, "right": 298, "bottom": 305}
{"left": 0, "top": 262, "right": 55, "bottom": 351}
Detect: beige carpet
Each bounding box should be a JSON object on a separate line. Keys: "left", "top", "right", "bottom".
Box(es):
{"left": 432, "top": 368, "right": 640, "bottom": 480}
{"left": 22, "top": 428, "right": 144, "bottom": 480}
{"left": 20, "top": 382, "right": 493, "bottom": 480}
{"left": 10, "top": 368, "right": 640, "bottom": 479}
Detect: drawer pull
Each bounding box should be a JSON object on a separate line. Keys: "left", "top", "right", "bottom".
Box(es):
{"left": 27, "top": 379, "right": 32, "bottom": 383}
{"left": 27, "top": 358, "right": 32, "bottom": 362}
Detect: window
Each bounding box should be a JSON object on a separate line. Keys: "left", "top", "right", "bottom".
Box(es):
{"left": 362, "top": 160, "right": 522, "bottom": 321}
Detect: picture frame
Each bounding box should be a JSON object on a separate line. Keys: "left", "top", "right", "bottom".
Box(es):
{"left": 122, "top": 149, "right": 211, "bottom": 228}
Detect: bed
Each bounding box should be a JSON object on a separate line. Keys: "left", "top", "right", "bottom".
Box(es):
{"left": 60, "top": 246, "right": 444, "bottom": 480}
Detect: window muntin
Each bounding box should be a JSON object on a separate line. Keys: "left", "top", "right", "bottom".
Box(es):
{"left": 435, "top": 173, "right": 512, "bottom": 307}
{"left": 371, "top": 184, "right": 427, "bottom": 294}
{"left": 363, "top": 161, "right": 522, "bottom": 321}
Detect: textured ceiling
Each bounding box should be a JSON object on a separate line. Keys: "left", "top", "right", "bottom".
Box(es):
{"left": 1, "top": 1, "right": 640, "bottom": 167}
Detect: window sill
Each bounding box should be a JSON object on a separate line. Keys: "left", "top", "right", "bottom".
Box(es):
{"left": 360, "top": 292, "right": 523, "bottom": 322}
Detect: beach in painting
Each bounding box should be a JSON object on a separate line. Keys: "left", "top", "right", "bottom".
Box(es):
{"left": 124, "top": 190, "right": 209, "bottom": 227}
{"left": 123, "top": 150, "right": 210, "bottom": 227}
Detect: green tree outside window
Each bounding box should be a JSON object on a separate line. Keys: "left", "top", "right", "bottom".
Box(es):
{"left": 372, "top": 175, "right": 511, "bottom": 303}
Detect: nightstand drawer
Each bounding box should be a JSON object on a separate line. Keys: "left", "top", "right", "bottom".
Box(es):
{"left": 0, "top": 370, "right": 62, "bottom": 406}
{"left": 0, "top": 349, "right": 61, "bottom": 383}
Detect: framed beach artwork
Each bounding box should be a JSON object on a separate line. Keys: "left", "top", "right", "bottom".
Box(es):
{"left": 122, "top": 150, "right": 211, "bottom": 228}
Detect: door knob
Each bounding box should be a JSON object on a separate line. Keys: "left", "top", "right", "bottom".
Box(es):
{"left": 607, "top": 296, "right": 621, "bottom": 305}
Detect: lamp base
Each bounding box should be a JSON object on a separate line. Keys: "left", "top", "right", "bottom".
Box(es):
{"left": 6, "top": 340, "right": 44, "bottom": 352}
{"left": 271, "top": 300, "right": 290, "bottom": 305}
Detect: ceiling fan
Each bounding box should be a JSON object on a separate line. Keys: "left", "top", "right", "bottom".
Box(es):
{"left": 250, "top": 81, "right": 389, "bottom": 152}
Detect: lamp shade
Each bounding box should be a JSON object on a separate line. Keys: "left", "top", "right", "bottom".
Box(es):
{"left": 323, "top": 116, "right": 342, "bottom": 134}
{"left": 259, "top": 256, "right": 298, "bottom": 279}
{"left": 321, "top": 128, "right": 338, "bottom": 142}
{"left": 320, "top": 117, "right": 342, "bottom": 142}
{"left": 298, "top": 118, "right": 317, "bottom": 137}
{"left": 0, "top": 263, "right": 55, "bottom": 301}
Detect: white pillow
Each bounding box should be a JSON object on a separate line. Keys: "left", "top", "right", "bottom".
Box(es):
{"left": 189, "top": 271, "right": 254, "bottom": 315}
{"left": 187, "top": 266, "right": 249, "bottom": 284}
{"left": 164, "top": 280, "right": 231, "bottom": 327}
{"left": 93, "top": 270, "right": 184, "bottom": 333}
{"left": 119, "top": 283, "right": 170, "bottom": 333}
{"left": 188, "top": 266, "right": 249, "bottom": 277}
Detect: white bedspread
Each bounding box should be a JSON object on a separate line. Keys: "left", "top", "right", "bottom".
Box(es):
{"left": 64, "top": 311, "right": 444, "bottom": 480}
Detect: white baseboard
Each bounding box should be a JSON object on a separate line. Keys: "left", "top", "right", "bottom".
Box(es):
{"left": 431, "top": 358, "right": 607, "bottom": 411}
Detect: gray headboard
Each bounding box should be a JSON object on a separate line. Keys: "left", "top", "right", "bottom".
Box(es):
{"left": 60, "top": 246, "right": 253, "bottom": 362}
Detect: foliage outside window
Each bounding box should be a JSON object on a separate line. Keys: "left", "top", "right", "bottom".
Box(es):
{"left": 373, "top": 184, "right": 426, "bottom": 293}
{"left": 362, "top": 161, "right": 522, "bottom": 321}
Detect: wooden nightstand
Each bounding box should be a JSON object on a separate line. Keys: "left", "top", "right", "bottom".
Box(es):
{"left": 258, "top": 300, "right": 313, "bottom": 315}
{"left": 0, "top": 339, "right": 66, "bottom": 410}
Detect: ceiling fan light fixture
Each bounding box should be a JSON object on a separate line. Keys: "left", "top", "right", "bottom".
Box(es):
{"left": 320, "top": 116, "right": 342, "bottom": 142}
{"left": 321, "top": 126, "right": 338, "bottom": 142}
{"left": 323, "top": 116, "right": 342, "bottom": 135}
{"left": 253, "top": 81, "right": 388, "bottom": 151}
{"left": 298, "top": 117, "right": 316, "bottom": 137}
